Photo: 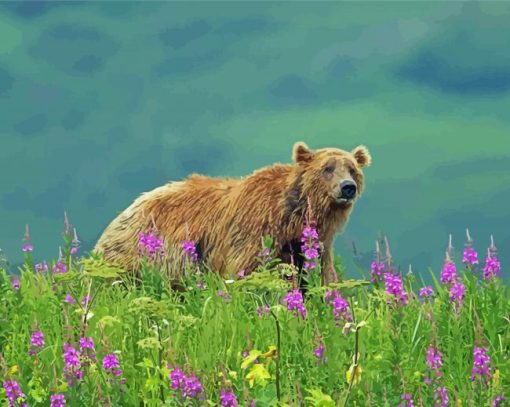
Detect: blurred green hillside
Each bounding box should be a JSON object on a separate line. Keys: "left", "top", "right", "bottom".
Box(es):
{"left": 0, "top": 2, "right": 509, "bottom": 278}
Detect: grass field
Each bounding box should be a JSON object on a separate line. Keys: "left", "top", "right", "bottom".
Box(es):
{"left": 0, "top": 222, "right": 508, "bottom": 406}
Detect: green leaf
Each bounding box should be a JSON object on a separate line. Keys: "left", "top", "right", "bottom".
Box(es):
{"left": 136, "top": 357, "right": 155, "bottom": 369}
{"left": 53, "top": 270, "right": 81, "bottom": 283}
{"left": 137, "top": 337, "right": 162, "bottom": 350}
{"left": 80, "top": 257, "right": 126, "bottom": 279}
{"left": 305, "top": 388, "right": 335, "bottom": 407}
{"left": 234, "top": 270, "right": 290, "bottom": 291}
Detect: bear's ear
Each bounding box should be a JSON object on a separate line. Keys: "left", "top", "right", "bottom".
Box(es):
{"left": 352, "top": 145, "right": 371, "bottom": 168}
{"left": 293, "top": 142, "right": 314, "bottom": 164}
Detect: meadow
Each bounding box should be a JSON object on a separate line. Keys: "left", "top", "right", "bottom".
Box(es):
{"left": 0, "top": 217, "right": 508, "bottom": 407}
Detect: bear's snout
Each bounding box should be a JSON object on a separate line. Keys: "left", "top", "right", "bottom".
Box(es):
{"left": 340, "top": 180, "right": 357, "bottom": 200}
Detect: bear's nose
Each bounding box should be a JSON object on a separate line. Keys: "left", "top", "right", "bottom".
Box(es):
{"left": 340, "top": 180, "right": 357, "bottom": 199}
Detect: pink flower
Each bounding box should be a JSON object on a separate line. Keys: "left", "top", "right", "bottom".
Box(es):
{"left": 483, "top": 255, "right": 501, "bottom": 280}
{"left": 11, "top": 277, "right": 20, "bottom": 290}
{"left": 325, "top": 290, "right": 352, "bottom": 324}
{"left": 440, "top": 261, "right": 457, "bottom": 285}
{"left": 471, "top": 346, "right": 491, "bottom": 382}
{"left": 301, "top": 224, "right": 320, "bottom": 270}
{"left": 462, "top": 247, "right": 478, "bottom": 265}
{"left": 419, "top": 286, "right": 433, "bottom": 298}
{"left": 50, "top": 393, "right": 66, "bottom": 407}
{"left": 181, "top": 240, "right": 198, "bottom": 262}
{"left": 370, "top": 261, "right": 384, "bottom": 283}
{"left": 102, "top": 353, "right": 120, "bottom": 370}
{"left": 284, "top": 289, "right": 307, "bottom": 318}
{"left": 313, "top": 344, "right": 325, "bottom": 360}
{"left": 3, "top": 380, "right": 27, "bottom": 407}
{"left": 220, "top": 388, "right": 238, "bottom": 406}
{"left": 138, "top": 232, "right": 166, "bottom": 261}
{"left": 64, "top": 294, "right": 77, "bottom": 305}
{"left": 384, "top": 273, "right": 408, "bottom": 305}
{"left": 449, "top": 281, "right": 465, "bottom": 305}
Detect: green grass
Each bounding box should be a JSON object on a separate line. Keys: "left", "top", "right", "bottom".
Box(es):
{"left": 0, "top": 238, "right": 508, "bottom": 406}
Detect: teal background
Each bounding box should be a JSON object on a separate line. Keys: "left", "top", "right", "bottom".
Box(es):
{"left": 0, "top": 2, "right": 509, "bottom": 279}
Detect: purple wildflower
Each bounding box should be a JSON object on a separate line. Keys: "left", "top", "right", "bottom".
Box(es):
{"left": 64, "top": 294, "right": 77, "bottom": 305}
{"left": 463, "top": 229, "right": 478, "bottom": 266}
{"left": 257, "top": 247, "right": 272, "bottom": 264}
{"left": 22, "top": 224, "right": 33, "bottom": 253}
{"left": 3, "top": 380, "right": 27, "bottom": 407}
{"left": 196, "top": 281, "right": 205, "bottom": 290}
{"left": 217, "top": 290, "right": 231, "bottom": 300}
{"left": 29, "top": 330, "right": 45, "bottom": 356}
{"left": 433, "top": 386, "right": 448, "bottom": 407}
{"left": 52, "top": 261, "right": 68, "bottom": 274}
{"left": 384, "top": 273, "right": 408, "bottom": 305}
{"left": 169, "top": 365, "right": 186, "bottom": 390}
{"left": 284, "top": 289, "right": 307, "bottom": 318}
{"left": 462, "top": 247, "right": 478, "bottom": 266}
{"left": 313, "top": 344, "right": 325, "bottom": 360}
{"left": 11, "top": 277, "right": 20, "bottom": 290}
{"left": 35, "top": 262, "right": 48, "bottom": 272}
{"left": 50, "top": 393, "right": 66, "bottom": 407}
{"left": 419, "top": 286, "right": 433, "bottom": 298}
{"left": 301, "top": 224, "right": 320, "bottom": 270}
{"left": 181, "top": 239, "right": 198, "bottom": 262}
{"left": 31, "top": 331, "right": 44, "bottom": 347}
{"left": 70, "top": 228, "right": 80, "bottom": 255}
{"left": 398, "top": 393, "right": 414, "bottom": 407}
{"left": 440, "top": 259, "right": 457, "bottom": 285}
{"left": 168, "top": 365, "right": 204, "bottom": 401}
{"left": 138, "top": 232, "right": 165, "bottom": 261}
{"left": 370, "top": 261, "right": 384, "bottom": 283}
{"left": 79, "top": 337, "right": 97, "bottom": 365}
{"left": 325, "top": 290, "right": 352, "bottom": 323}
{"left": 182, "top": 375, "right": 204, "bottom": 399}
{"left": 493, "top": 395, "right": 505, "bottom": 407}
{"left": 102, "top": 353, "right": 120, "bottom": 370}
{"left": 426, "top": 347, "right": 443, "bottom": 371}
{"left": 471, "top": 346, "right": 491, "bottom": 382}
{"left": 63, "top": 342, "right": 83, "bottom": 386}
{"left": 81, "top": 295, "right": 90, "bottom": 307}
{"left": 449, "top": 281, "right": 465, "bottom": 305}
{"left": 483, "top": 253, "right": 501, "bottom": 280}
{"left": 220, "top": 388, "right": 238, "bottom": 407}
{"left": 103, "top": 353, "right": 124, "bottom": 385}
{"left": 256, "top": 304, "right": 270, "bottom": 318}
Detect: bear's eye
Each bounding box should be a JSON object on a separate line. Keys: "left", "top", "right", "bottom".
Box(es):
{"left": 348, "top": 166, "right": 356, "bottom": 177}
{"left": 324, "top": 165, "right": 335, "bottom": 174}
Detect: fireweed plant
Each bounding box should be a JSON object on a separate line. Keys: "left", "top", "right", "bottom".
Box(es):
{"left": 0, "top": 214, "right": 508, "bottom": 406}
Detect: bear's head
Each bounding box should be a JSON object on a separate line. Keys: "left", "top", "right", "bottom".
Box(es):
{"left": 292, "top": 141, "right": 371, "bottom": 206}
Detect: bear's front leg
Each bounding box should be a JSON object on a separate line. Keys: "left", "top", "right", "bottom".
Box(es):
{"left": 321, "top": 245, "right": 339, "bottom": 285}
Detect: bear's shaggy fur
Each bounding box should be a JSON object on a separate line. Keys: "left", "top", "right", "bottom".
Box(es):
{"left": 94, "top": 142, "right": 371, "bottom": 284}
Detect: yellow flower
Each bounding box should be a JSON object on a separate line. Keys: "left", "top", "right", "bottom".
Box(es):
{"left": 262, "top": 345, "right": 278, "bottom": 360}
{"left": 8, "top": 365, "right": 18, "bottom": 376}
{"left": 246, "top": 364, "right": 271, "bottom": 388}
{"left": 241, "top": 350, "right": 262, "bottom": 369}
{"left": 346, "top": 364, "right": 362, "bottom": 385}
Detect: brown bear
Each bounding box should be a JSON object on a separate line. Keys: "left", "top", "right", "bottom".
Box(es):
{"left": 94, "top": 142, "right": 371, "bottom": 284}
